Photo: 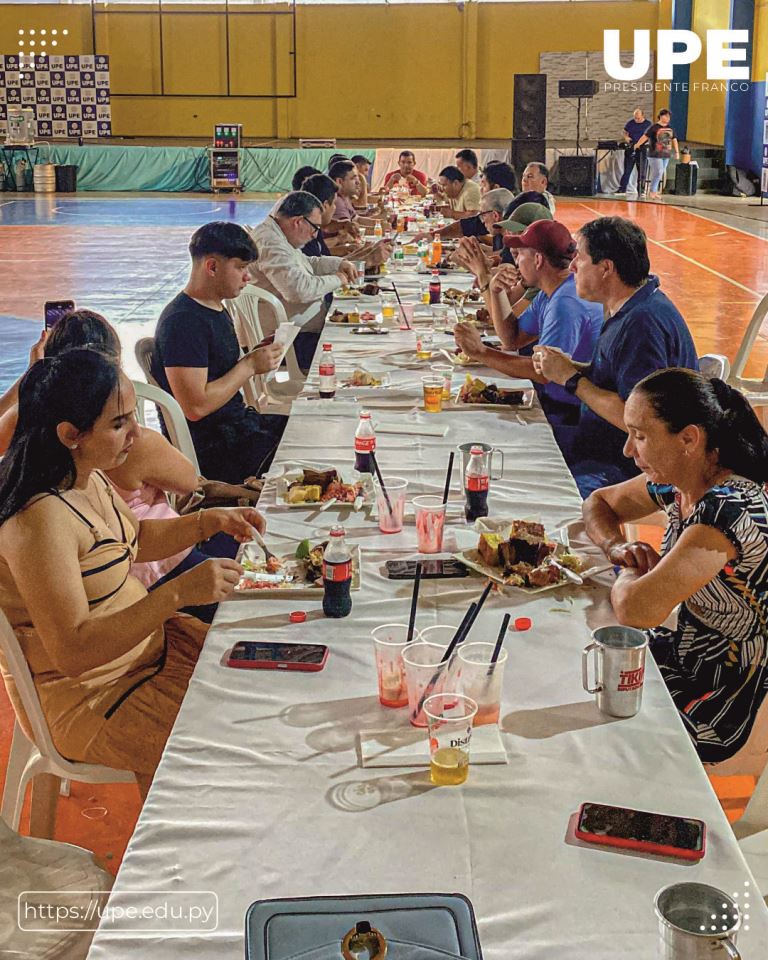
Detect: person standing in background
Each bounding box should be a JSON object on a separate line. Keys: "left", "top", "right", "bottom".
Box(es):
{"left": 616, "top": 107, "right": 651, "bottom": 196}
{"left": 635, "top": 110, "right": 679, "bottom": 199}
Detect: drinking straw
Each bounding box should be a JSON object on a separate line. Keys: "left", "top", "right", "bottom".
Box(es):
{"left": 459, "top": 580, "right": 493, "bottom": 643}
{"left": 369, "top": 450, "right": 393, "bottom": 516}
{"left": 442, "top": 451, "right": 454, "bottom": 505}
{"left": 411, "top": 602, "right": 476, "bottom": 722}
{"left": 391, "top": 282, "right": 411, "bottom": 330}
{"left": 489, "top": 613, "right": 511, "bottom": 673}
{"left": 406, "top": 561, "right": 423, "bottom": 643}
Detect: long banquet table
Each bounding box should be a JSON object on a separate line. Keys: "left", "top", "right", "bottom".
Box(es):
{"left": 88, "top": 264, "right": 768, "bottom": 959}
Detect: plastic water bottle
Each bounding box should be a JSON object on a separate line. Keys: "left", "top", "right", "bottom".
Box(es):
{"left": 322, "top": 525, "right": 353, "bottom": 618}
{"left": 354, "top": 411, "right": 376, "bottom": 474}
{"left": 318, "top": 344, "right": 336, "bottom": 399}
{"left": 429, "top": 270, "right": 442, "bottom": 305}
{"left": 417, "top": 238, "right": 429, "bottom": 271}
{"left": 464, "top": 446, "right": 489, "bottom": 522}
{"left": 373, "top": 221, "right": 383, "bottom": 240}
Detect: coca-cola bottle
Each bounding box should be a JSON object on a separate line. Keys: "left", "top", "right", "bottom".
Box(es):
{"left": 354, "top": 411, "right": 376, "bottom": 474}
{"left": 464, "top": 445, "right": 489, "bottom": 522}
{"left": 429, "top": 270, "right": 442, "bottom": 305}
{"left": 322, "top": 525, "right": 353, "bottom": 618}
{"left": 318, "top": 343, "right": 336, "bottom": 398}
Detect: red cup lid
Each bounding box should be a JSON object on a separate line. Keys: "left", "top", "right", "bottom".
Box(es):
{"left": 289, "top": 611, "right": 307, "bottom": 623}
{"left": 514, "top": 617, "right": 532, "bottom": 631}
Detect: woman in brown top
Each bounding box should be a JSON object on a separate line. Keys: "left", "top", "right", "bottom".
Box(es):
{"left": 0, "top": 349, "right": 265, "bottom": 798}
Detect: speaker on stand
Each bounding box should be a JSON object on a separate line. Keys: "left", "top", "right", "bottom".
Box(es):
{"left": 556, "top": 78, "right": 598, "bottom": 196}
{"left": 511, "top": 74, "right": 546, "bottom": 181}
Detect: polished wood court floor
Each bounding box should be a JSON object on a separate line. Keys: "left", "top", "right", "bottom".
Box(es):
{"left": 0, "top": 193, "right": 766, "bottom": 868}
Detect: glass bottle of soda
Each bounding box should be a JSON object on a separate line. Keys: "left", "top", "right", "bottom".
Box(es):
{"left": 318, "top": 344, "right": 336, "bottom": 398}
{"left": 354, "top": 411, "right": 376, "bottom": 474}
{"left": 464, "top": 445, "right": 489, "bottom": 522}
{"left": 322, "top": 525, "right": 353, "bottom": 618}
{"left": 429, "top": 270, "right": 442, "bottom": 305}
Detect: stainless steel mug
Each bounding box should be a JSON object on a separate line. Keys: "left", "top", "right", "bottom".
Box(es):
{"left": 456, "top": 442, "right": 504, "bottom": 481}
{"left": 655, "top": 882, "right": 741, "bottom": 958}
{"left": 582, "top": 625, "right": 647, "bottom": 718}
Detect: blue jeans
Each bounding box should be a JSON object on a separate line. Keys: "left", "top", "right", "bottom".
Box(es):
{"left": 648, "top": 157, "right": 669, "bottom": 194}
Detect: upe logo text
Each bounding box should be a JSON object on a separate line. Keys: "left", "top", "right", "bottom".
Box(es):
{"left": 604, "top": 30, "right": 749, "bottom": 81}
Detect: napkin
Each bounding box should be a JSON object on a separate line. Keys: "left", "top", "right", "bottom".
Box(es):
{"left": 358, "top": 724, "right": 508, "bottom": 768}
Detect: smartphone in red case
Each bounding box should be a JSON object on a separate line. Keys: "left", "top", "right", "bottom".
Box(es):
{"left": 227, "top": 640, "right": 328, "bottom": 672}
{"left": 575, "top": 802, "right": 706, "bottom": 862}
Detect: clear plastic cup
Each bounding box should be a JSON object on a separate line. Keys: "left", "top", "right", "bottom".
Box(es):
{"left": 372, "top": 623, "right": 411, "bottom": 708}
{"left": 431, "top": 304, "right": 450, "bottom": 333}
{"left": 381, "top": 292, "right": 396, "bottom": 320}
{"left": 376, "top": 476, "right": 407, "bottom": 533}
{"left": 413, "top": 495, "right": 448, "bottom": 553}
{"left": 424, "top": 693, "right": 478, "bottom": 785}
{"left": 429, "top": 363, "right": 453, "bottom": 401}
{"left": 457, "top": 641, "right": 508, "bottom": 726}
{"left": 354, "top": 260, "right": 366, "bottom": 282}
{"left": 422, "top": 376, "right": 443, "bottom": 413}
{"left": 402, "top": 641, "right": 453, "bottom": 728}
{"left": 416, "top": 331, "right": 434, "bottom": 360}
{"left": 419, "top": 280, "right": 431, "bottom": 304}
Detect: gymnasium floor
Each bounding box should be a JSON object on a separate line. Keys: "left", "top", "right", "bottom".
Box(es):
{"left": 0, "top": 192, "right": 767, "bottom": 869}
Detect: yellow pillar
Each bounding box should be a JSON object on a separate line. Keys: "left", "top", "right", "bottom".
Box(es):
{"left": 459, "top": 0, "right": 478, "bottom": 141}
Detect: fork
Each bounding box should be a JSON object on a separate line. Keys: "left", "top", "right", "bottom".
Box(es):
{"left": 250, "top": 529, "right": 279, "bottom": 566}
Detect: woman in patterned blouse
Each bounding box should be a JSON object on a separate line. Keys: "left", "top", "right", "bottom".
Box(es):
{"left": 584, "top": 368, "right": 768, "bottom": 763}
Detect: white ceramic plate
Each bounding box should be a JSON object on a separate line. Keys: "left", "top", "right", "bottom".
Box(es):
{"left": 273, "top": 466, "right": 375, "bottom": 509}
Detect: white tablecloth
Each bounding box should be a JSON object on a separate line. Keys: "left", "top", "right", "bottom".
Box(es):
{"left": 87, "top": 265, "right": 768, "bottom": 959}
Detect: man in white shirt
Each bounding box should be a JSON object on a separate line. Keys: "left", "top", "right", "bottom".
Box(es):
{"left": 437, "top": 165, "right": 482, "bottom": 219}
{"left": 248, "top": 191, "right": 357, "bottom": 370}
{"left": 520, "top": 162, "right": 557, "bottom": 215}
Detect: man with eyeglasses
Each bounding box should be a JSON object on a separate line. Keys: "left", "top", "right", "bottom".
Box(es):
{"left": 248, "top": 191, "right": 358, "bottom": 370}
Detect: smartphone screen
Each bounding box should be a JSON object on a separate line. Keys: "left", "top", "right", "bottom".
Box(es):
{"left": 578, "top": 803, "right": 705, "bottom": 853}
{"left": 228, "top": 641, "right": 327, "bottom": 666}
{"left": 386, "top": 559, "right": 469, "bottom": 580}
{"left": 44, "top": 300, "right": 75, "bottom": 330}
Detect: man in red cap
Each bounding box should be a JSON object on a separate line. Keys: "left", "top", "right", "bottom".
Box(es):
{"left": 454, "top": 219, "right": 603, "bottom": 426}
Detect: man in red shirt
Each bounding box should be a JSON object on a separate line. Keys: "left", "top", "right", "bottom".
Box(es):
{"left": 383, "top": 150, "right": 428, "bottom": 196}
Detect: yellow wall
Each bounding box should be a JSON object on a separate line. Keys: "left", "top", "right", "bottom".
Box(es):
{"left": 755, "top": 0, "right": 768, "bottom": 82}
{"left": 686, "top": 0, "right": 730, "bottom": 145}
{"left": 1, "top": 1, "right": 679, "bottom": 141}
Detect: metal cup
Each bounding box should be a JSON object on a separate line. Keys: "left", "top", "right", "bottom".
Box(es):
{"left": 655, "top": 882, "right": 741, "bottom": 959}
{"left": 582, "top": 625, "right": 647, "bottom": 718}
{"left": 456, "top": 441, "right": 504, "bottom": 481}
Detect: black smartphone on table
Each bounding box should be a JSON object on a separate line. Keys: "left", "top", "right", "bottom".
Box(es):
{"left": 575, "top": 802, "right": 706, "bottom": 862}
{"left": 386, "top": 559, "right": 469, "bottom": 580}
{"left": 44, "top": 299, "right": 75, "bottom": 330}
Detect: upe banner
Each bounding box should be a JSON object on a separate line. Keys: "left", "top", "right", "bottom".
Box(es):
{"left": 0, "top": 54, "right": 111, "bottom": 139}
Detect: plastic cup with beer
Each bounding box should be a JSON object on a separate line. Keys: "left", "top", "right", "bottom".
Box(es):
{"left": 423, "top": 694, "right": 478, "bottom": 785}
{"left": 376, "top": 476, "right": 407, "bottom": 534}
{"left": 456, "top": 642, "right": 508, "bottom": 726}
{"left": 372, "top": 623, "right": 410, "bottom": 708}
{"left": 402, "top": 641, "right": 454, "bottom": 727}
{"left": 381, "top": 292, "right": 397, "bottom": 321}
{"left": 430, "top": 363, "right": 453, "bottom": 400}
{"left": 416, "top": 331, "right": 434, "bottom": 361}
{"left": 419, "top": 280, "right": 431, "bottom": 305}
{"left": 422, "top": 376, "right": 443, "bottom": 413}
{"left": 413, "top": 495, "right": 448, "bottom": 553}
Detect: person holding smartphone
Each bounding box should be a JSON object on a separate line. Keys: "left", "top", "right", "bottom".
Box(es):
{"left": 0, "top": 348, "right": 266, "bottom": 799}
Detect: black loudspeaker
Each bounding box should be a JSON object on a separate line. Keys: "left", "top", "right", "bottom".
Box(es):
{"left": 558, "top": 79, "right": 599, "bottom": 99}
{"left": 558, "top": 155, "right": 596, "bottom": 196}
{"left": 674, "top": 163, "right": 698, "bottom": 196}
{"left": 513, "top": 74, "right": 546, "bottom": 140}
{"left": 511, "top": 140, "right": 546, "bottom": 178}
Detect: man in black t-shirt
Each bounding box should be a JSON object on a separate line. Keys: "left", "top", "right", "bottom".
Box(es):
{"left": 152, "top": 222, "right": 287, "bottom": 485}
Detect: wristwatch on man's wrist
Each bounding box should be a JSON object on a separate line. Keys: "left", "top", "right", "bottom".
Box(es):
{"left": 564, "top": 371, "right": 584, "bottom": 395}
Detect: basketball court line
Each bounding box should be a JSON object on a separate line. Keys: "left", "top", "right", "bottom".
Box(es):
{"left": 576, "top": 202, "right": 763, "bottom": 299}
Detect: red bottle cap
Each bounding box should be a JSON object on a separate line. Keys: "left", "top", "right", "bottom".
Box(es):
{"left": 514, "top": 617, "right": 532, "bottom": 631}
{"left": 289, "top": 611, "right": 307, "bottom": 623}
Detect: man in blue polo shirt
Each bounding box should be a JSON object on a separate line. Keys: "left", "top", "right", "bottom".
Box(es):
{"left": 454, "top": 219, "right": 603, "bottom": 426}
{"left": 535, "top": 216, "right": 698, "bottom": 497}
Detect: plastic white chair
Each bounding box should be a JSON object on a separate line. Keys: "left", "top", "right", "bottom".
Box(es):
{"left": 724, "top": 291, "right": 768, "bottom": 414}
{"left": 132, "top": 378, "right": 200, "bottom": 476}
{"left": 732, "top": 732, "right": 768, "bottom": 904}
{"left": 0, "top": 608, "right": 136, "bottom": 834}
{"left": 698, "top": 353, "right": 731, "bottom": 381}
{"left": 135, "top": 336, "right": 160, "bottom": 388}
{"left": 224, "top": 285, "right": 306, "bottom": 416}
{"left": 0, "top": 813, "right": 113, "bottom": 958}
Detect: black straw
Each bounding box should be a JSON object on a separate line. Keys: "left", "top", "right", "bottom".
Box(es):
{"left": 406, "top": 561, "right": 422, "bottom": 643}
{"left": 391, "top": 282, "right": 411, "bottom": 329}
{"left": 412, "top": 602, "right": 476, "bottom": 722}
{"left": 461, "top": 580, "right": 493, "bottom": 641}
{"left": 489, "top": 613, "right": 511, "bottom": 670}
{"left": 369, "top": 450, "right": 393, "bottom": 516}
{"left": 442, "top": 451, "right": 454, "bottom": 505}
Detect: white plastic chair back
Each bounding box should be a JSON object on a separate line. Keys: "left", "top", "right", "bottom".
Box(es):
{"left": 698, "top": 353, "right": 731, "bottom": 381}
{"left": 132, "top": 379, "right": 200, "bottom": 476}
{"left": 730, "top": 291, "right": 768, "bottom": 385}
{"left": 135, "top": 336, "right": 160, "bottom": 387}
{"left": 0, "top": 609, "right": 135, "bottom": 831}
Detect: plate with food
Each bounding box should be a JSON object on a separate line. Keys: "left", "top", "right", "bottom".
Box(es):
{"left": 329, "top": 308, "right": 383, "bottom": 326}
{"left": 337, "top": 368, "right": 391, "bottom": 388}
{"left": 235, "top": 538, "right": 362, "bottom": 596}
{"left": 442, "top": 287, "right": 483, "bottom": 305}
{"left": 452, "top": 374, "right": 535, "bottom": 409}
{"left": 275, "top": 466, "right": 375, "bottom": 508}
{"left": 453, "top": 519, "right": 609, "bottom": 593}
{"left": 334, "top": 286, "right": 380, "bottom": 302}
